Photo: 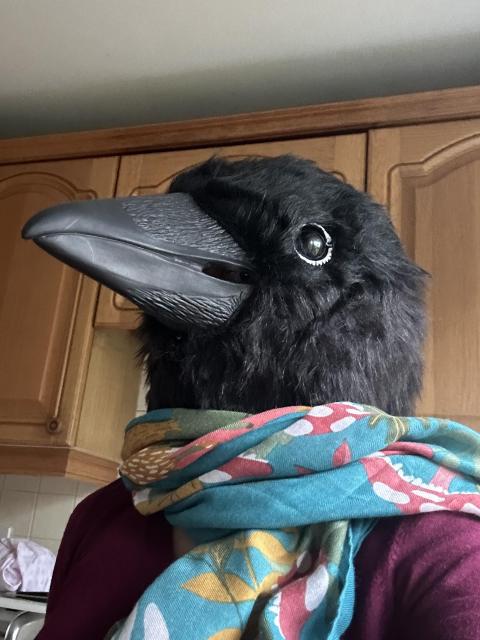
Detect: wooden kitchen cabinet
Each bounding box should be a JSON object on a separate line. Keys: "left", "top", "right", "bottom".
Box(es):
{"left": 369, "top": 119, "right": 480, "bottom": 430}
{"left": 95, "top": 133, "right": 367, "bottom": 329}
{"left": 0, "top": 86, "right": 479, "bottom": 482}
{"left": 0, "top": 157, "right": 141, "bottom": 482}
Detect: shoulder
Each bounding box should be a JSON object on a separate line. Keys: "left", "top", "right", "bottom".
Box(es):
{"left": 69, "top": 479, "right": 170, "bottom": 547}
{"left": 381, "top": 510, "right": 480, "bottom": 558}
{"left": 72, "top": 478, "right": 131, "bottom": 522}
{"left": 363, "top": 510, "right": 480, "bottom": 578}
{"left": 372, "top": 509, "right": 480, "bottom": 543}
{"left": 376, "top": 513, "right": 479, "bottom": 633}
{"left": 348, "top": 512, "right": 480, "bottom": 639}
{"left": 55, "top": 479, "right": 133, "bottom": 562}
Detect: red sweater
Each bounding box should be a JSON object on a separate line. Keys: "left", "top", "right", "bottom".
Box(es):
{"left": 38, "top": 479, "right": 480, "bottom": 640}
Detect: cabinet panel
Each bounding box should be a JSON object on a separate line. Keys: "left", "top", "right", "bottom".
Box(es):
{"left": 369, "top": 119, "right": 480, "bottom": 429}
{"left": 0, "top": 157, "right": 119, "bottom": 444}
{"left": 96, "top": 134, "right": 366, "bottom": 328}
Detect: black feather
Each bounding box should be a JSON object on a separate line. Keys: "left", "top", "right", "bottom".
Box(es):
{"left": 138, "top": 155, "right": 427, "bottom": 415}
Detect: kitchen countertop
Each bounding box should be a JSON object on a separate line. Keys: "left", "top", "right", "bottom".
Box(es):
{"left": 0, "top": 595, "right": 46, "bottom": 614}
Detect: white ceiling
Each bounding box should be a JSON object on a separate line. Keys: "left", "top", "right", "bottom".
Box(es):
{"left": 1, "top": 0, "right": 480, "bottom": 138}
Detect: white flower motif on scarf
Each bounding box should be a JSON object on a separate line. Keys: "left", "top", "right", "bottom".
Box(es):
{"left": 144, "top": 603, "right": 169, "bottom": 639}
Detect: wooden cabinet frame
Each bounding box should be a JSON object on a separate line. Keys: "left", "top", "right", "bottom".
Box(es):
{"left": 1, "top": 85, "right": 480, "bottom": 166}
{"left": 1, "top": 84, "right": 480, "bottom": 482}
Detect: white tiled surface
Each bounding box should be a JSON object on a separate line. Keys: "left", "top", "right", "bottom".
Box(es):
{"left": 39, "top": 476, "right": 79, "bottom": 495}
{"left": 0, "top": 376, "right": 146, "bottom": 555}
{"left": 31, "top": 494, "right": 76, "bottom": 539}
{"left": 0, "top": 490, "right": 36, "bottom": 537}
{"left": 0, "top": 475, "right": 98, "bottom": 554}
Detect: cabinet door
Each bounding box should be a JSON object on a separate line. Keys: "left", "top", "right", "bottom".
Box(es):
{"left": 369, "top": 119, "right": 480, "bottom": 430}
{"left": 0, "top": 157, "right": 119, "bottom": 445}
{"left": 96, "top": 134, "right": 366, "bottom": 328}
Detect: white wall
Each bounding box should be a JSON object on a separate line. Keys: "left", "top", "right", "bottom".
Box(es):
{"left": 1, "top": 0, "right": 480, "bottom": 136}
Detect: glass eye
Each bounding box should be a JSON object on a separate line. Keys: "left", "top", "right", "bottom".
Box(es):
{"left": 295, "top": 224, "right": 333, "bottom": 266}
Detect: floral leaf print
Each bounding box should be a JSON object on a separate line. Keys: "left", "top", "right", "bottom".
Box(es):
{"left": 207, "top": 629, "right": 242, "bottom": 640}
{"left": 143, "top": 603, "right": 169, "bottom": 640}
{"left": 135, "top": 478, "right": 203, "bottom": 515}
{"left": 190, "top": 536, "right": 235, "bottom": 572}
{"left": 246, "top": 431, "right": 295, "bottom": 461}
{"left": 115, "top": 605, "right": 137, "bottom": 640}
{"left": 122, "top": 420, "right": 181, "bottom": 459}
{"left": 366, "top": 408, "right": 411, "bottom": 445}
{"left": 297, "top": 403, "right": 368, "bottom": 436}
{"left": 362, "top": 453, "right": 480, "bottom": 515}
{"left": 271, "top": 562, "right": 330, "bottom": 640}
{"left": 210, "top": 544, "right": 233, "bottom": 570}
{"left": 258, "top": 571, "right": 284, "bottom": 594}
{"left": 304, "top": 563, "right": 329, "bottom": 611}
{"left": 122, "top": 445, "right": 178, "bottom": 484}
{"left": 197, "top": 540, "right": 235, "bottom": 573}
{"left": 432, "top": 421, "right": 480, "bottom": 475}
{"left": 173, "top": 443, "right": 216, "bottom": 469}
{"left": 318, "top": 521, "right": 350, "bottom": 568}
{"left": 216, "top": 453, "right": 273, "bottom": 480}
{"left": 183, "top": 572, "right": 257, "bottom": 602}
{"left": 121, "top": 406, "right": 480, "bottom": 640}
{"left": 233, "top": 530, "right": 299, "bottom": 566}
{"left": 332, "top": 441, "right": 352, "bottom": 467}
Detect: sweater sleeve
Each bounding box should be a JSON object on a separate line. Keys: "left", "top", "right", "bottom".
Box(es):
{"left": 45, "top": 491, "right": 95, "bottom": 608}
{"left": 45, "top": 480, "right": 129, "bottom": 614}
{"left": 391, "top": 511, "right": 480, "bottom": 640}
{"left": 38, "top": 480, "right": 172, "bottom": 640}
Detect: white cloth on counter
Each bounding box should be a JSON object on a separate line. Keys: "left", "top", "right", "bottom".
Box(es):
{"left": 0, "top": 538, "right": 55, "bottom": 592}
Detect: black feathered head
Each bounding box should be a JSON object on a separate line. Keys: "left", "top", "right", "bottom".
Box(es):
{"left": 144, "top": 155, "right": 426, "bottom": 414}
{"left": 23, "top": 155, "right": 426, "bottom": 415}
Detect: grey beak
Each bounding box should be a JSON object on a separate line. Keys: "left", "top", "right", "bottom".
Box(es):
{"left": 22, "top": 193, "right": 253, "bottom": 330}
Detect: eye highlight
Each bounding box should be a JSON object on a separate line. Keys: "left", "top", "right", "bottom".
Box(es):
{"left": 294, "top": 224, "right": 333, "bottom": 266}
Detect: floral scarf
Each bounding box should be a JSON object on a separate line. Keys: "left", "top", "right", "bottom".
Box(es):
{"left": 113, "top": 403, "right": 480, "bottom": 639}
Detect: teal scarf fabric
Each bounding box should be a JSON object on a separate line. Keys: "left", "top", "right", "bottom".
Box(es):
{"left": 114, "top": 403, "right": 480, "bottom": 639}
